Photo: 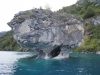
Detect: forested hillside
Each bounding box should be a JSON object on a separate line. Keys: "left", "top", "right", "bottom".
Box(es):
{"left": 58, "top": 1, "right": 100, "bottom": 19}
{"left": 58, "top": 1, "right": 100, "bottom": 53}
{"left": 0, "top": 31, "right": 27, "bottom": 51}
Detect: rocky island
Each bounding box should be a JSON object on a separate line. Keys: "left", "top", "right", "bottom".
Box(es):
{"left": 8, "top": 9, "right": 84, "bottom": 58}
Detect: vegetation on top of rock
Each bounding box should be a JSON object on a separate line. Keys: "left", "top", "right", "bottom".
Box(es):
{"left": 8, "top": 8, "right": 73, "bottom": 27}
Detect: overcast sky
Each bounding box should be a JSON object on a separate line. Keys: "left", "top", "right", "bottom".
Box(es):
{"left": 0, "top": 0, "right": 77, "bottom": 32}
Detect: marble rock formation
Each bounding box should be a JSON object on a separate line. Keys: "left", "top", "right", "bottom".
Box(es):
{"left": 8, "top": 9, "right": 84, "bottom": 58}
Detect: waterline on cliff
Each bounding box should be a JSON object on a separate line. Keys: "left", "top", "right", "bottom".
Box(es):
{"left": 44, "top": 51, "right": 70, "bottom": 60}
{"left": 44, "top": 53, "right": 49, "bottom": 59}
{"left": 53, "top": 54, "right": 69, "bottom": 59}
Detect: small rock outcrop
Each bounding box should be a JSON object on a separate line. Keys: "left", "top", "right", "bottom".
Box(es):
{"left": 92, "top": 16, "right": 100, "bottom": 25}
{"left": 8, "top": 9, "right": 84, "bottom": 58}
{"left": 84, "top": 16, "right": 100, "bottom": 26}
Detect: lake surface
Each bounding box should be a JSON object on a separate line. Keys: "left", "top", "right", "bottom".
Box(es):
{"left": 0, "top": 51, "right": 100, "bottom": 75}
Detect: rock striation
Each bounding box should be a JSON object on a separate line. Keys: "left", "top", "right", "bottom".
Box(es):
{"left": 8, "top": 9, "right": 84, "bottom": 58}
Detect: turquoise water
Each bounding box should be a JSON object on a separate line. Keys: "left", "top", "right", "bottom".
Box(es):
{"left": 0, "top": 51, "right": 100, "bottom": 75}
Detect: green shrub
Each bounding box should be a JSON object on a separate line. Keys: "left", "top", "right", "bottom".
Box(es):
{"left": 0, "top": 31, "right": 28, "bottom": 51}
{"left": 83, "top": 8, "right": 95, "bottom": 19}
{"left": 79, "top": 9, "right": 85, "bottom": 15}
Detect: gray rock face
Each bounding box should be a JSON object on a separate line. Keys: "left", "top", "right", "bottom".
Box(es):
{"left": 92, "top": 16, "right": 100, "bottom": 26}
{"left": 8, "top": 9, "right": 84, "bottom": 58}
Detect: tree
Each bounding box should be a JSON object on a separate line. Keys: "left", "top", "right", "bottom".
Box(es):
{"left": 45, "top": 4, "right": 51, "bottom": 10}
